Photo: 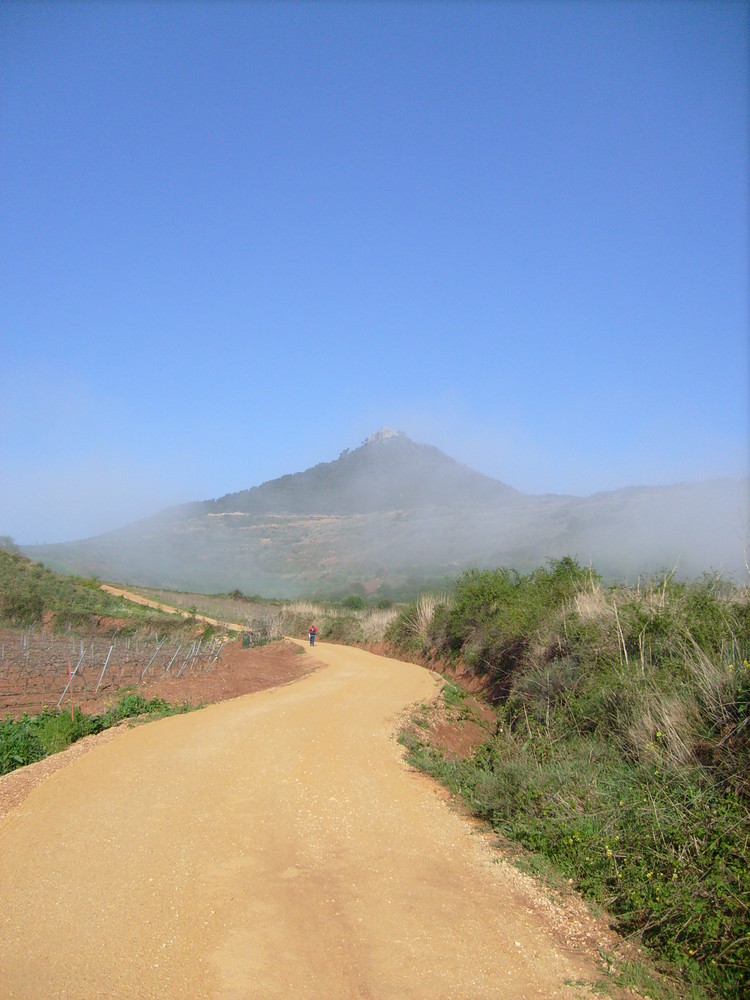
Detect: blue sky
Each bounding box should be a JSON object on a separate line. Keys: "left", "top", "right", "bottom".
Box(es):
{"left": 1, "top": 0, "right": 747, "bottom": 543}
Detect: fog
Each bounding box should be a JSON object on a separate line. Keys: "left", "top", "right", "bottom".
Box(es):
{"left": 0, "top": 462, "right": 190, "bottom": 546}
{"left": 18, "top": 432, "right": 750, "bottom": 595}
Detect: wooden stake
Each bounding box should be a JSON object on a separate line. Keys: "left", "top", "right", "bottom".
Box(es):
{"left": 68, "top": 656, "right": 74, "bottom": 722}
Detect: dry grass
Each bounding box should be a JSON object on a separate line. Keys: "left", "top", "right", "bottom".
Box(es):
{"left": 624, "top": 691, "right": 701, "bottom": 767}
{"left": 401, "top": 592, "right": 452, "bottom": 645}
{"left": 272, "top": 601, "right": 399, "bottom": 645}
{"left": 355, "top": 608, "right": 400, "bottom": 643}
{"left": 571, "top": 583, "right": 611, "bottom": 622}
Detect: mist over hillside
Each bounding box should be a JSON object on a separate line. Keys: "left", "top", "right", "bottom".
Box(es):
{"left": 22, "top": 429, "right": 749, "bottom": 598}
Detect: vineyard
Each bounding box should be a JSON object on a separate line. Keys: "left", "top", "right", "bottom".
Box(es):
{"left": 0, "top": 627, "right": 225, "bottom": 718}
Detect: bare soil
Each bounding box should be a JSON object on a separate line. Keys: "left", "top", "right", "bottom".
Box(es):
{"left": 0, "top": 628, "right": 311, "bottom": 720}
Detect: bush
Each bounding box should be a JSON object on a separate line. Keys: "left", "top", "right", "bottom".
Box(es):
{"left": 392, "top": 561, "right": 750, "bottom": 997}
{"left": 0, "top": 694, "right": 198, "bottom": 777}
{"left": 36, "top": 708, "right": 92, "bottom": 754}
{"left": 0, "top": 716, "right": 46, "bottom": 774}
{"left": 341, "top": 595, "right": 365, "bottom": 610}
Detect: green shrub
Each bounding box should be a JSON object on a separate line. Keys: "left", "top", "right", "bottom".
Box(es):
{"left": 36, "top": 708, "right": 92, "bottom": 755}
{"left": 385, "top": 599, "right": 421, "bottom": 650}
{"left": 0, "top": 693, "right": 198, "bottom": 778}
{"left": 385, "top": 592, "right": 453, "bottom": 652}
{"left": 0, "top": 716, "right": 46, "bottom": 774}
{"left": 341, "top": 595, "right": 366, "bottom": 610}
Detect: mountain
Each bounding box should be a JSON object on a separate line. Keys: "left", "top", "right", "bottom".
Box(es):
{"left": 21, "top": 429, "right": 749, "bottom": 598}
{"left": 211, "top": 428, "right": 518, "bottom": 516}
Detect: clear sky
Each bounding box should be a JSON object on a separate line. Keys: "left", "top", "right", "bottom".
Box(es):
{"left": 1, "top": 0, "right": 748, "bottom": 544}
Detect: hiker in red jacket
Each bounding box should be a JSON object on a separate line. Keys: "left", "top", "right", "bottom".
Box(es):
{"left": 308, "top": 625, "right": 318, "bottom": 646}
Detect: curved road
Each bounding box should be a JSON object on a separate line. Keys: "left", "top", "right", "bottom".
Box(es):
{"left": 0, "top": 642, "right": 601, "bottom": 999}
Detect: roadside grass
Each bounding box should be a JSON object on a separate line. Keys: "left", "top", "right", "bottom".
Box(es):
{"left": 242, "top": 599, "right": 399, "bottom": 646}
{"left": 0, "top": 694, "right": 198, "bottom": 776}
{"left": 390, "top": 560, "right": 750, "bottom": 999}
{"left": 129, "top": 587, "right": 400, "bottom": 646}
{"left": 595, "top": 951, "right": 707, "bottom": 1000}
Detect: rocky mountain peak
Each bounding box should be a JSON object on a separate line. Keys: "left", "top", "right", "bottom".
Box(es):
{"left": 365, "top": 427, "right": 404, "bottom": 445}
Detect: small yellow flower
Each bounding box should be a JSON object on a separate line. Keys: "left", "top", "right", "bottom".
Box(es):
{"left": 647, "top": 871, "right": 653, "bottom": 879}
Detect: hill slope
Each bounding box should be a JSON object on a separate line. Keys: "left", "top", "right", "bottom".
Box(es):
{"left": 22, "top": 430, "right": 749, "bottom": 597}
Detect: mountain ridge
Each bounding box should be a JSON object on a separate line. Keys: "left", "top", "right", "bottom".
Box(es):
{"left": 20, "top": 430, "right": 749, "bottom": 597}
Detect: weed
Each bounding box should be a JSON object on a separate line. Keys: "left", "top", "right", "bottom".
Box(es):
{"left": 0, "top": 715, "right": 46, "bottom": 774}
{"left": 442, "top": 680, "right": 467, "bottom": 709}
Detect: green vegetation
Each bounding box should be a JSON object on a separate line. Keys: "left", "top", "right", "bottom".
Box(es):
{"left": 341, "top": 594, "right": 366, "bottom": 610}
{"left": 133, "top": 587, "right": 402, "bottom": 646}
{"left": 130, "top": 585, "right": 404, "bottom": 643}
{"left": 390, "top": 560, "right": 750, "bottom": 999}
{"left": 0, "top": 695, "right": 196, "bottom": 776}
{"left": 0, "top": 548, "right": 182, "bottom": 632}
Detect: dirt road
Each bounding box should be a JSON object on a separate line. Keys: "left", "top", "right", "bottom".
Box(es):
{"left": 0, "top": 642, "right": 605, "bottom": 999}
{"left": 100, "top": 584, "right": 251, "bottom": 631}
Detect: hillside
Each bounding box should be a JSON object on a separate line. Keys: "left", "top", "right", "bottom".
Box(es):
{"left": 22, "top": 429, "right": 749, "bottom": 597}
{"left": 0, "top": 545, "right": 183, "bottom": 631}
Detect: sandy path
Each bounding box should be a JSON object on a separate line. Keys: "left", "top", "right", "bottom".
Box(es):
{"left": 0, "top": 642, "right": 602, "bottom": 999}
{"left": 100, "top": 584, "right": 250, "bottom": 632}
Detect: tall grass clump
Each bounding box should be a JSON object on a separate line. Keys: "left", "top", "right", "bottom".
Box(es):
{"left": 385, "top": 591, "right": 452, "bottom": 651}
{"left": 392, "top": 561, "right": 750, "bottom": 998}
